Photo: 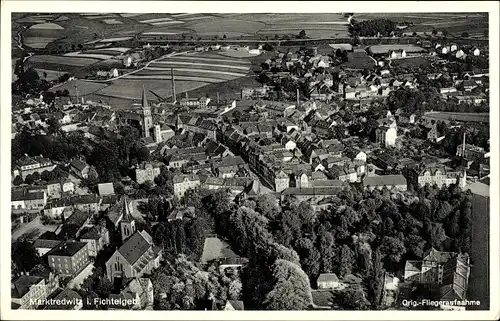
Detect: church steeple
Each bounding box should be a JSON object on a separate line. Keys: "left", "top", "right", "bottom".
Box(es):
{"left": 122, "top": 195, "right": 133, "bottom": 222}
{"left": 141, "top": 84, "right": 153, "bottom": 138}
{"left": 142, "top": 84, "right": 149, "bottom": 109}
{"left": 120, "top": 195, "right": 136, "bottom": 242}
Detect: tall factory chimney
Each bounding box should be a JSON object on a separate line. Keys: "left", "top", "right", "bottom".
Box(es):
{"left": 462, "top": 131, "right": 466, "bottom": 157}
{"left": 296, "top": 88, "right": 300, "bottom": 107}
{"left": 171, "top": 68, "right": 176, "bottom": 102}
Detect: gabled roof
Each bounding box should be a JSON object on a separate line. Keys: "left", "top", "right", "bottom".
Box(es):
{"left": 227, "top": 300, "right": 244, "bottom": 310}
{"left": 47, "top": 241, "right": 87, "bottom": 257}
{"left": 11, "top": 275, "right": 44, "bottom": 299}
{"left": 317, "top": 273, "right": 339, "bottom": 283}
{"left": 98, "top": 183, "right": 115, "bottom": 196}
{"left": 118, "top": 230, "right": 154, "bottom": 265}
{"left": 33, "top": 239, "right": 62, "bottom": 249}
{"left": 70, "top": 159, "right": 88, "bottom": 172}
{"left": 45, "top": 289, "right": 82, "bottom": 309}
{"left": 363, "top": 174, "right": 407, "bottom": 187}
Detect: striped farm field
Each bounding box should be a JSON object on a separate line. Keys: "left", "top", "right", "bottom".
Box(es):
{"left": 124, "top": 74, "right": 226, "bottom": 83}
{"left": 63, "top": 52, "right": 115, "bottom": 60}
{"left": 27, "top": 55, "right": 101, "bottom": 67}
{"left": 142, "top": 69, "right": 246, "bottom": 81}
{"left": 100, "top": 36, "right": 133, "bottom": 43}
{"left": 94, "top": 79, "right": 211, "bottom": 101}
{"left": 149, "top": 61, "right": 249, "bottom": 71}
{"left": 83, "top": 49, "right": 130, "bottom": 56}
{"left": 139, "top": 17, "right": 174, "bottom": 24}
{"left": 158, "top": 54, "right": 250, "bottom": 65}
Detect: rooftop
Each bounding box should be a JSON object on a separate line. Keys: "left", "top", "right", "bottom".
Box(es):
{"left": 363, "top": 174, "right": 407, "bottom": 187}
{"left": 47, "top": 241, "right": 87, "bottom": 257}
{"left": 12, "top": 275, "right": 44, "bottom": 299}
{"left": 118, "top": 230, "right": 154, "bottom": 265}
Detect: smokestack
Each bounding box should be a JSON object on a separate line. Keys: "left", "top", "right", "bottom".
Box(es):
{"left": 171, "top": 68, "right": 176, "bottom": 102}
{"left": 217, "top": 92, "right": 220, "bottom": 104}
{"left": 462, "top": 131, "right": 466, "bottom": 157}
{"left": 296, "top": 88, "right": 300, "bottom": 107}
{"left": 185, "top": 92, "right": 188, "bottom": 99}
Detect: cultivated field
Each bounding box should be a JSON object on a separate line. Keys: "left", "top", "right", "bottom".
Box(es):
{"left": 355, "top": 12, "right": 488, "bottom": 38}
{"left": 93, "top": 79, "right": 209, "bottom": 103}
{"left": 26, "top": 55, "right": 101, "bottom": 66}
{"left": 50, "top": 79, "right": 109, "bottom": 96}
{"left": 23, "top": 22, "right": 65, "bottom": 49}
{"left": 422, "top": 112, "right": 489, "bottom": 124}
{"left": 83, "top": 51, "right": 253, "bottom": 104}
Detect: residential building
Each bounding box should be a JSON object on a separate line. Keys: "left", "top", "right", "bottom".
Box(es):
{"left": 47, "top": 179, "right": 75, "bottom": 199}
{"left": 317, "top": 273, "right": 341, "bottom": 290}
{"left": 44, "top": 288, "right": 83, "bottom": 310}
{"left": 105, "top": 230, "right": 163, "bottom": 282}
{"left": 135, "top": 162, "right": 162, "bottom": 184}
{"left": 69, "top": 159, "right": 92, "bottom": 179}
{"left": 404, "top": 248, "right": 470, "bottom": 309}
{"left": 11, "top": 275, "right": 48, "bottom": 310}
{"left": 375, "top": 126, "right": 397, "bottom": 147}
{"left": 47, "top": 241, "right": 91, "bottom": 277}
{"left": 173, "top": 174, "right": 201, "bottom": 199}
{"left": 280, "top": 186, "right": 345, "bottom": 203}
{"left": 97, "top": 182, "right": 115, "bottom": 196}
{"left": 33, "top": 239, "right": 62, "bottom": 257}
{"left": 11, "top": 189, "right": 47, "bottom": 210}
{"left": 14, "top": 155, "right": 56, "bottom": 179}
{"left": 404, "top": 165, "right": 467, "bottom": 189}
{"left": 121, "top": 278, "right": 154, "bottom": 310}
{"left": 79, "top": 225, "right": 110, "bottom": 257}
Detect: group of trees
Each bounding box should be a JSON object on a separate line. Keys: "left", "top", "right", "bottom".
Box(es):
{"left": 349, "top": 19, "right": 398, "bottom": 37}
{"left": 387, "top": 86, "right": 488, "bottom": 115}
{"left": 12, "top": 125, "right": 151, "bottom": 188}
{"left": 12, "top": 67, "right": 51, "bottom": 97}
{"left": 150, "top": 255, "right": 241, "bottom": 310}
{"left": 191, "top": 181, "right": 474, "bottom": 310}
{"left": 186, "top": 190, "right": 314, "bottom": 310}
{"left": 152, "top": 217, "right": 205, "bottom": 261}
{"left": 13, "top": 167, "right": 68, "bottom": 186}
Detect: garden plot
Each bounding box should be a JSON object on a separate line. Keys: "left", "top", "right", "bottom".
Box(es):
{"left": 27, "top": 55, "right": 101, "bottom": 67}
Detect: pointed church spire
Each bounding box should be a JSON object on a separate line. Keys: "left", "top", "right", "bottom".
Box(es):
{"left": 122, "top": 195, "right": 133, "bottom": 222}
{"left": 142, "top": 84, "right": 149, "bottom": 109}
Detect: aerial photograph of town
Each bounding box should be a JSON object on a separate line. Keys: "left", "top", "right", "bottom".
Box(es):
{"left": 8, "top": 8, "right": 492, "bottom": 313}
